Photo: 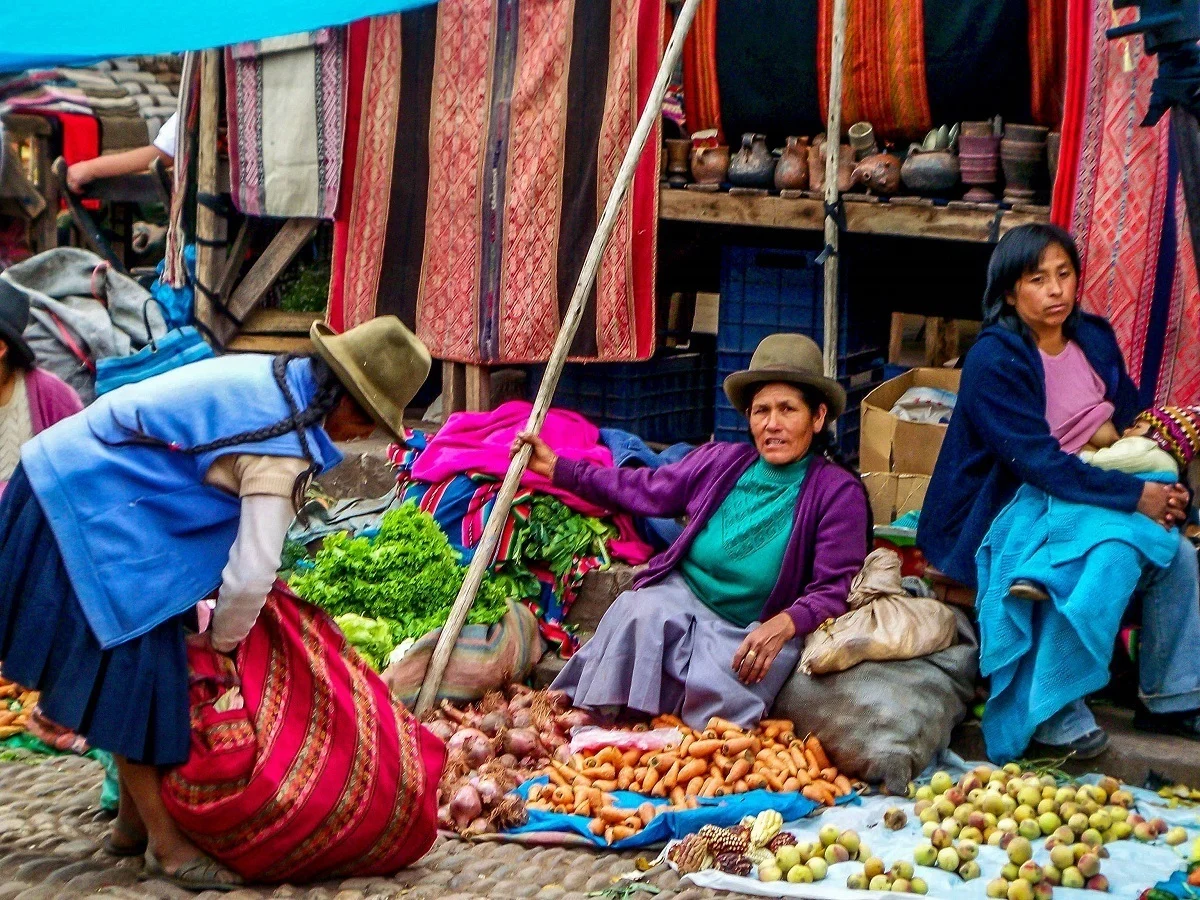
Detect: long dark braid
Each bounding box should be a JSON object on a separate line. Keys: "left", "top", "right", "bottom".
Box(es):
{"left": 101, "top": 353, "right": 345, "bottom": 507}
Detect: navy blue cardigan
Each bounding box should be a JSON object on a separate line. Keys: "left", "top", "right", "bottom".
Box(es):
{"left": 917, "top": 314, "right": 1145, "bottom": 587}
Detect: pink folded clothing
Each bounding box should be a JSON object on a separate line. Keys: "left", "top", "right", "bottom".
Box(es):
{"left": 411, "top": 402, "right": 615, "bottom": 517}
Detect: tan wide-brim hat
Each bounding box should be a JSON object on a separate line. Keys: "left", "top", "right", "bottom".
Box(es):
{"left": 723, "top": 333, "right": 847, "bottom": 419}
{"left": 310, "top": 316, "right": 432, "bottom": 442}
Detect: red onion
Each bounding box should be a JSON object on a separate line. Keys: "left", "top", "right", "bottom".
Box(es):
{"left": 449, "top": 784, "right": 482, "bottom": 829}
{"left": 506, "top": 683, "right": 532, "bottom": 698}
{"left": 503, "top": 727, "right": 540, "bottom": 759}
{"left": 545, "top": 689, "right": 571, "bottom": 710}
{"left": 479, "top": 710, "right": 511, "bottom": 737}
{"left": 475, "top": 776, "right": 504, "bottom": 806}
{"left": 552, "top": 744, "right": 573, "bottom": 765}
{"left": 497, "top": 753, "right": 518, "bottom": 769}
{"left": 425, "top": 719, "right": 456, "bottom": 743}
{"left": 509, "top": 693, "right": 535, "bottom": 712}
{"left": 510, "top": 709, "right": 533, "bottom": 729}
{"left": 437, "top": 804, "right": 454, "bottom": 830}
{"left": 465, "top": 816, "right": 495, "bottom": 836}
{"left": 439, "top": 701, "right": 467, "bottom": 725}
{"left": 556, "top": 709, "right": 595, "bottom": 731}
{"left": 446, "top": 727, "right": 488, "bottom": 753}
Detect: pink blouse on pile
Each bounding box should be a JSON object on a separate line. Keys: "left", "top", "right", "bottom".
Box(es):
{"left": 1040, "top": 340, "right": 1115, "bottom": 454}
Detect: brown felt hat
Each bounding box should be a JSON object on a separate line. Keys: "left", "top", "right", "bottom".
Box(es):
{"left": 723, "top": 333, "right": 847, "bottom": 419}
{"left": 310, "top": 316, "right": 431, "bottom": 442}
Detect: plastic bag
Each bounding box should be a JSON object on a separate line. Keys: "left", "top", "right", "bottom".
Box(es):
{"left": 890, "top": 386, "right": 956, "bottom": 424}
{"left": 568, "top": 726, "right": 683, "bottom": 754}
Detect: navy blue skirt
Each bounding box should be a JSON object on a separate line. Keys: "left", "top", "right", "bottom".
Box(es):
{"left": 0, "top": 465, "right": 191, "bottom": 765}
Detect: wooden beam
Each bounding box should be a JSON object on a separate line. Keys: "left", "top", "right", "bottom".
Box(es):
{"left": 659, "top": 188, "right": 1049, "bottom": 243}
{"left": 464, "top": 364, "right": 491, "bottom": 412}
{"left": 194, "top": 49, "right": 227, "bottom": 336}
{"left": 215, "top": 218, "right": 319, "bottom": 345}
{"left": 215, "top": 219, "right": 255, "bottom": 304}
{"left": 442, "top": 362, "right": 466, "bottom": 416}
{"left": 239, "top": 309, "right": 324, "bottom": 334}
{"left": 225, "top": 334, "right": 313, "bottom": 354}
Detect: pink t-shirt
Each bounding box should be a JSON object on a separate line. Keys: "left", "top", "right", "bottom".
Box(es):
{"left": 1040, "top": 340, "right": 1115, "bottom": 454}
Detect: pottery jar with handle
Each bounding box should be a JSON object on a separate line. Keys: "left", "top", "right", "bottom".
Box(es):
{"left": 848, "top": 121, "right": 878, "bottom": 161}
{"left": 690, "top": 143, "right": 730, "bottom": 185}
{"left": 728, "top": 133, "right": 776, "bottom": 189}
{"left": 852, "top": 152, "right": 902, "bottom": 195}
{"left": 774, "top": 136, "right": 810, "bottom": 190}
{"left": 901, "top": 146, "right": 960, "bottom": 195}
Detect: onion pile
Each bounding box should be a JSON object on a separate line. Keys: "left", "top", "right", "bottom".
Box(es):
{"left": 422, "top": 684, "right": 597, "bottom": 836}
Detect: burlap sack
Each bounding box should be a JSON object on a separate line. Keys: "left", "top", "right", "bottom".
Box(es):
{"left": 800, "top": 548, "right": 958, "bottom": 675}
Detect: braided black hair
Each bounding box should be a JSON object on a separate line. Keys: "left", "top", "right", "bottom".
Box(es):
{"left": 103, "top": 353, "right": 345, "bottom": 507}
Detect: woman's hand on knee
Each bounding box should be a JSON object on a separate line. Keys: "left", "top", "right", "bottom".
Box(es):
{"left": 513, "top": 432, "right": 558, "bottom": 479}
{"left": 1138, "top": 482, "right": 1189, "bottom": 528}
{"left": 732, "top": 613, "right": 796, "bottom": 684}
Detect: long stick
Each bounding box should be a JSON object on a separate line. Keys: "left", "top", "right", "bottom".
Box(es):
{"left": 415, "top": 0, "right": 705, "bottom": 714}
{"left": 822, "top": 0, "right": 850, "bottom": 380}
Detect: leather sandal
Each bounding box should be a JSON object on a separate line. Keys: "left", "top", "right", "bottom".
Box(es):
{"left": 143, "top": 850, "right": 243, "bottom": 892}
{"left": 101, "top": 818, "right": 148, "bottom": 858}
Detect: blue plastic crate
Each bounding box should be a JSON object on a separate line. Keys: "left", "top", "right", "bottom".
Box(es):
{"left": 532, "top": 351, "right": 715, "bottom": 444}
{"left": 718, "top": 246, "right": 885, "bottom": 356}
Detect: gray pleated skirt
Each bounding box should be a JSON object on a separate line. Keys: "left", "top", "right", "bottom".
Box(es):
{"left": 552, "top": 572, "right": 801, "bottom": 730}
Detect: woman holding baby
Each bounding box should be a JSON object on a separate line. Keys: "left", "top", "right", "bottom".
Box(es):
{"left": 920, "top": 223, "right": 1200, "bottom": 758}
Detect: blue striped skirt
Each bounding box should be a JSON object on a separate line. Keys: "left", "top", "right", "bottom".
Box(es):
{"left": 0, "top": 464, "right": 191, "bottom": 765}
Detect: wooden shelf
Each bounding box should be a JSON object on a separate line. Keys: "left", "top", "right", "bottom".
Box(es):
{"left": 659, "top": 187, "right": 1050, "bottom": 244}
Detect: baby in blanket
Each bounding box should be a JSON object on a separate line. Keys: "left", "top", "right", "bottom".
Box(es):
{"left": 1009, "top": 405, "right": 1198, "bottom": 602}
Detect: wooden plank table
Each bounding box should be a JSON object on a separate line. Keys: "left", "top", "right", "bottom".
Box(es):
{"left": 659, "top": 187, "right": 1050, "bottom": 243}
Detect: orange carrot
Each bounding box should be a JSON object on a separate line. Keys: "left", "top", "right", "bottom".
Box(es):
{"left": 734, "top": 779, "right": 749, "bottom": 793}
{"left": 820, "top": 766, "right": 839, "bottom": 782}
{"left": 609, "top": 825, "right": 637, "bottom": 843}
{"left": 592, "top": 779, "right": 617, "bottom": 791}
{"left": 622, "top": 748, "right": 641, "bottom": 768}
{"left": 617, "top": 766, "right": 635, "bottom": 790}
{"left": 589, "top": 817, "right": 607, "bottom": 836}
{"left": 685, "top": 776, "right": 704, "bottom": 798}
{"left": 637, "top": 802, "right": 657, "bottom": 827}
{"left": 706, "top": 716, "right": 744, "bottom": 734}
{"left": 699, "top": 777, "right": 720, "bottom": 798}
{"left": 834, "top": 774, "right": 853, "bottom": 796}
{"left": 662, "top": 760, "right": 682, "bottom": 791}
{"left": 642, "top": 765, "right": 660, "bottom": 794}
{"left": 745, "top": 773, "right": 767, "bottom": 790}
{"left": 687, "top": 739, "right": 722, "bottom": 758}
{"left": 598, "top": 806, "right": 631, "bottom": 824}
{"left": 806, "top": 736, "right": 831, "bottom": 770}
{"left": 679, "top": 733, "right": 694, "bottom": 756}
{"left": 782, "top": 776, "right": 800, "bottom": 793}
{"left": 725, "top": 757, "right": 752, "bottom": 784}
{"left": 677, "top": 758, "right": 708, "bottom": 782}
{"left": 761, "top": 769, "right": 785, "bottom": 791}
{"left": 722, "top": 736, "right": 757, "bottom": 756}
{"left": 670, "top": 786, "right": 687, "bottom": 807}
{"left": 760, "top": 718, "right": 795, "bottom": 732}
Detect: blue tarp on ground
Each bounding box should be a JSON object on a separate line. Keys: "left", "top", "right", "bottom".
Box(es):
{"left": 507, "top": 776, "right": 858, "bottom": 849}
{"left": 0, "top": 0, "right": 437, "bottom": 74}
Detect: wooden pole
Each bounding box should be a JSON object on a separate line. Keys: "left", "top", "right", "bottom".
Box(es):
{"left": 822, "top": 0, "right": 850, "bottom": 381}
{"left": 415, "top": 0, "right": 705, "bottom": 714}
{"left": 194, "top": 49, "right": 226, "bottom": 340}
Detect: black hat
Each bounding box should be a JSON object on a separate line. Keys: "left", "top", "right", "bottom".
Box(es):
{"left": 0, "top": 278, "right": 34, "bottom": 369}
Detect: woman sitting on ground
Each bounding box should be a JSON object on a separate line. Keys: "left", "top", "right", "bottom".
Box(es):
{"left": 518, "top": 333, "right": 870, "bottom": 730}
{"left": 0, "top": 279, "right": 82, "bottom": 498}
{"left": 0, "top": 318, "right": 433, "bottom": 891}
{"left": 918, "top": 223, "right": 1200, "bottom": 757}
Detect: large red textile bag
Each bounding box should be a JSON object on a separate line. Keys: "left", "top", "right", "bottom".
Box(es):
{"left": 162, "top": 584, "right": 445, "bottom": 883}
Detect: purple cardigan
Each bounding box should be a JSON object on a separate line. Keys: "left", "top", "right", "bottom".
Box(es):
{"left": 553, "top": 442, "right": 869, "bottom": 636}
{"left": 27, "top": 367, "right": 84, "bottom": 433}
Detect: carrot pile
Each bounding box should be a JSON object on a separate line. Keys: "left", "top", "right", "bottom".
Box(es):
{"left": 0, "top": 679, "right": 35, "bottom": 740}
{"left": 528, "top": 715, "right": 852, "bottom": 842}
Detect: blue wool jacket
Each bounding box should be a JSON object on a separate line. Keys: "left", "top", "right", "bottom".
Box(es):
{"left": 20, "top": 355, "right": 343, "bottom": 649}
{"left": 917, "top": 313, "right": 1145, "bottom": 587}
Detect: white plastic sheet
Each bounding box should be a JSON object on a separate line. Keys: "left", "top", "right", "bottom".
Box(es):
{"left": 681, "top": 785, "right": 1198, "bottom": 900}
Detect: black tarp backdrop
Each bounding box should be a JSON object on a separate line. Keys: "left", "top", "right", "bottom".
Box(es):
{"left": 712, "top": 0, "right": 1033, "bottom": 146}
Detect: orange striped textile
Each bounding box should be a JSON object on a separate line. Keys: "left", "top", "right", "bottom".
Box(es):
{"left": 682, "top": 0, "right": 723, "bottom": 139}
{"left": 816, "top": 0, "right": 932, "bottom": 142}
{"left": 1028, "top": 0, "right": 1068, "bottom": 126}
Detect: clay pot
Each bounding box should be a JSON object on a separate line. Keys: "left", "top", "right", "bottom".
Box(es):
{"left": 1000, "top": 137, "right": 1046, "bottom": 202}
{"left": 901, "top": 147, "right": 960, "bottom": 195}
{"left": 958, "top": 134, "right": 1001, "bottom": 202}
{"left": 853, "top": 152, "right": 902, "bottom": 195}
{"left": 665, "top": 139, "right": 691, "bottom": 187}
{"left": 728, "top": 133, "right": 776, "bottom": 189}
{"left": 774, "top": 136, "right": 810, "bottom": 190}
{"left": 1004, "top": 123, "right": 1050, "bottom": 143}
{"left": 809, "top": 138, "right": 856, "bottom": 193}
{"left": 690, "top": 143, "right": 730, "bottom": 185}
{"left": 1047, "top": 131, "right": 1061, "bottom": 193}
{"left": 848, "top": 121, "right": 878, "bottom": 161}
{"left": 960, "top": 120, "right": 994, "bottom": 138}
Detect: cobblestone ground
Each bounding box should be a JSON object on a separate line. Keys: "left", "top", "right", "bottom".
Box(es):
{"left": 0, "top": 756, "right": 764, "bottom": 900}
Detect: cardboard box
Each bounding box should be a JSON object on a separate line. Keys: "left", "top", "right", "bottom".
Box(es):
{"left": 863, "top": 472, "right": 931, "bottom": 526}
{"left": 859, "top": 367, "right": 961, "bottom": 476}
